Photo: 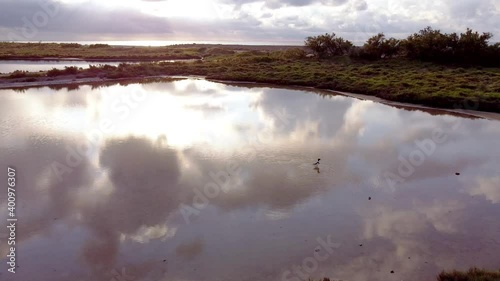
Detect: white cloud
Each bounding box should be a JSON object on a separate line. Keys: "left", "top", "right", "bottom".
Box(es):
{"left": 469, "top": 176, "right": 500, "bottom": 204}
{"left": 124, "top": 224, "right": 177, "bottom": 243}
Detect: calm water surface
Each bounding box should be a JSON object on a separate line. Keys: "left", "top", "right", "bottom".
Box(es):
{"left": 0, "top": 79, "right": 499, "bottom": 281}
{"left": 0, "top": 60, "right": 124, "bottom": 74}
{"left": 0, "top": 60, "right": 187, "bottom": 74}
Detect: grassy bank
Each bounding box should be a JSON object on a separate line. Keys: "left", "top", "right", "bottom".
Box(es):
{"left": 0, "top": 42, "right": 299, "bottom": 60}
{"left": 1, "top": 47, "right": 499, "bottom": 113}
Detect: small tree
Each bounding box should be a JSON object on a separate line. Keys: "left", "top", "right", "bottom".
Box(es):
{"left": 403, "top": 26, "right": 453, "bottom": 61}
{"left": 305, "top": 33, "right": 353, "bottom": 58}
{"left": 362, "top": 33, "right": 385, "bottom": 59}
{"left": 381, "top": 37, "right": 401, "bottom": 58}
{"left": 358, "top": 33, "right": 401, "bottom": 59}
{"left": 456, "top": 28, "right": 493, "bottom": 64}
{"left": 305, "top": 35, "right": 327, "bottom": 57}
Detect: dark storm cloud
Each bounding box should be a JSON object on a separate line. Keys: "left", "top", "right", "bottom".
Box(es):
{"left": 0, "top": 0, "right": 172, "bottom": 41}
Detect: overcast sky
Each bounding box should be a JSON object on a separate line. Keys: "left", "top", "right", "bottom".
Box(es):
{"left": 0, "top": 0, "right": 499, "bottom": 44}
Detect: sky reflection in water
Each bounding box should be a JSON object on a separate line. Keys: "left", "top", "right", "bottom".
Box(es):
{"left": 0, "top": 79, "right": 499, "bottom": 281}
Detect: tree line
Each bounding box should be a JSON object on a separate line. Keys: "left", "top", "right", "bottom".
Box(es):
{"left": 305, "top": 27, "right": 500, "bottom": 66}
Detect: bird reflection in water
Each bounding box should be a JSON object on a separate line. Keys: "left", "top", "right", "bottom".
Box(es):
{"left": 314, "top": 166, "right": 320, "bottom": 174}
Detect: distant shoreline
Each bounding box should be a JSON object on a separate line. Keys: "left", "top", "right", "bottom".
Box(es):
{"left": 0, "top": 41, "right": 304, "bottom": 47}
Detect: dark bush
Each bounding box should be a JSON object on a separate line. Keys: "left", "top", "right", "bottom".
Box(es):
{"left": 88, "top": 44, "right": 110, "bottom": 49}
{"left": 345, "top": 27, "right": 499, "bottom": 66}
{"left": 355, "top": 33, "right": 402, "bottom": 60}
{"left": 60, "top": 43, "right": 81, "bottom": 48}
{"left": 47, "top": 66, "right": 79, "bottom": 77}
{"left": 402, "top": 27, "right": 497, "bottom": 65}
{"left": 437, "top": 267, "right": 500, "bottom": 281}
{"left": 8, "top": 70, "right": 29, "bottom": 78}
{"left": 305, "top": 33, "right": 353, "bottom": 58}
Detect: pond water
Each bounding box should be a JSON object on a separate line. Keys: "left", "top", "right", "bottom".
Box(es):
{"left": 0, "top": 79, "right": 499, "bottom": 281}
{"left": 0, "top": 60, "right": 188, "bottom": 74}
{"left": 0, "top": 60, "right": 124, "bottom": 74}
